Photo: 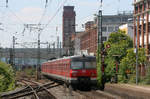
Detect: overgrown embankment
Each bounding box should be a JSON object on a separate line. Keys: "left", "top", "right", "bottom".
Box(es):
{"left": 0, "top": 62, "right": 15, "bottom": 92}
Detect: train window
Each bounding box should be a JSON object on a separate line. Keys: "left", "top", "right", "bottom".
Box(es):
{"left": 71, "top": 62, "right": 83, "bottom": 69}
{"left": 85, "top": 62, "right": 96, "bottom": 69}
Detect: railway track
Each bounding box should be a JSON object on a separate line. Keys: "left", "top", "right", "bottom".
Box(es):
{"left": 2, "top": 77, "right": 145, "bottom": 99}
{"left": 1, "top": 79, "right": 57, "bottom": 99}
{"left": 73, "top": 89, "right": 121, "bottom": 99}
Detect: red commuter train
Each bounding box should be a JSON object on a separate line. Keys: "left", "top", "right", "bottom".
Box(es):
{"left": 41, "top": 55, "right": 97, "bottom": 89}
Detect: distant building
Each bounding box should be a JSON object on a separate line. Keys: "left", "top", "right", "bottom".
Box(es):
{"left": 133, "top": 0, "right": 150, "bottom": 55}
{"left": 62, "top": 6, "right": 76, "bottom": 55}
{"left": 72, "top": 12, "right": 133, "bottom": 55}
{"left": 0, "top": 48, "right": 63, "bottom": 70}
{"left": 133, "top": 0, "right": 150, "bottom": 76}
{"left": 102, "top": 12, "right": 133, "bottom": 41}
{"left": 71, "top": 31, "right": 83, "bottom": 55}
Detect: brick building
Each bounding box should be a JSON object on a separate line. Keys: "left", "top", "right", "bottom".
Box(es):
{"left": 72, "top": 21, "right": 97, "bottom": 55}
{"left": 133, "top": 0, "right": 150, "bottom": 55}
{"left": 80, "top": 21, "right": 97, "bottom": 55}
{"left": 62, "top": 6, "right": 76, "bottom": 55}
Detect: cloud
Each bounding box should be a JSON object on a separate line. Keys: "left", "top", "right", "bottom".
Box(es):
{"left": 78, "top": 1, "right": 99, "bottom": 7}
{"left": 9, "top": 7, "right": 50, "bottom": 24}
{"left": 20, "top": 7, "right": 43, "bottom": 15}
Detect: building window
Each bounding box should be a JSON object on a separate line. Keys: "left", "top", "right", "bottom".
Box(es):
{"left": 102, "top": 27, "right": 107, "bottom": 32}
{"left": 102, "top": 37, "right": 107, "bottom": 41}
{"left": 108, "top": 26, "right": 114, "bottom": 32}
{"left": 122, "top": 17, "right": 128, "bottom": 22}
{"left": 115, "top": 26, "right": 119, "bottom": 31}
{"left": 143, "top": 3, "right": 146, "bottom": 10}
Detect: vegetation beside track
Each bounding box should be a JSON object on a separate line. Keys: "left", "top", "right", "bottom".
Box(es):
{"left": 96, "top": 44, "right": 103, "bottom": 88}
{"left": 104, "top": 30, "right": 133, "bottom": 82}
{"left": 97, "top": 30, "right": 148, "bottom": 84}
{"left": 16, "top": 67, "right": 36, "bottom": 79}
{"left": 139, "top": 64, "right": 150, "bottom": 85}
{"left": 119, "top": 48, "right": 146, "bottom": 83}
{"left": 24, "top": 67, "right": 36, "bottom": 77}
{"left": 0, "top": 62, "right": 15, "bottom": 92}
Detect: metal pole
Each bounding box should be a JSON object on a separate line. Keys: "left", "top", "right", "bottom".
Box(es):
{"left": 99, "top": 10, "right": 102, "bottom": 46}
{"left": 135, "top": 20, "right": 138, "bottom": 85}
{"left": 12, "top": 36, "right": 15, "bottom": 69}
{"left": 97, "top": 10, "right": 103, "bottom": 47}
{"left": 97, "top": 12, "right": 100, "bottom": 46}
{"left": 37, "top": 33, "right": 40, "bottom": 80}
{"left": 98, "top": 10, "right": 103, "bottom": 64}
{"left": 97, "top": 9, "right": 105, "bottom": 89}
{"left": 0, "top": 47, "right": 1, "bottom": 61}
{"left": 57, "top": 36, "right": 59, "bottom": 57}
{"left": 60, "top": 42, "right": 61, "bottom": 57}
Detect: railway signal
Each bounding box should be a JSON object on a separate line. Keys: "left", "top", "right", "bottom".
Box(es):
{"left": 106, "top": 44, "right": 111, "bottom": 49}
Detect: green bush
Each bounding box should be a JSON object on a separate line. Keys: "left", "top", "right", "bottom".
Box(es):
{"left": 0, "top": 62, "right": 15, "bottom": 92}
{"left": 118, "top": 74, "right": 128, "bottom": 83}
{"left": 119, "top": 48, "right": 146, "bottom": 83}
{"left": 24, "top": 68, "right": 35, "bottom": 76}
{"left": 144, "top": 66, "right": 150, "bottom": 84}
{"left": 96, "top": 44, "right": 102, "bottom": 87}
{"left": 128, "top": 75, "right": 136, "bottom": 83}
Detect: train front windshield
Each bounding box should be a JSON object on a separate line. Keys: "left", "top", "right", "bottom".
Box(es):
{"left": 85, "top": 62, "right": 96, "bottom": 69}
{"left": 71, "top": 62, "right": 83, "bottom": 69}
{"left": 71, "top": 56, "right": 96, "bottom": 69}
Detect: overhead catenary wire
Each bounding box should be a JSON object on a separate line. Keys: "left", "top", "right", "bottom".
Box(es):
{"left": 99, "top": 0, "right": 103, "bottom": 9}
{"left": 38, "top": 0, "right": 52, "bottom": 25}
{"left": 45, "top": 0, "right": 48, "bottom": 8}
{"left": 40, "top": 0, "right": 68, "bottom": 33}
{"left": 6, "top": 7, "right": 30, "bottom": 37}
{"left": 6, "top": 0, "right": 8, "bottom": 8}
{"left": 76, "top": 0, "right": 103, "bottom": 30}
{"left": 6, "top": 6, "right": 38, "bottom": 44}
{"left": 77, "top": 0, "right": 121, "bottom": 27}
{"left": 7, "top": 7, "right": 26, "bottom": 25}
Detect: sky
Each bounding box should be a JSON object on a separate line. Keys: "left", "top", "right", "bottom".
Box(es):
{"left": 0, "top": 0, "right": 133, "bottom": 48}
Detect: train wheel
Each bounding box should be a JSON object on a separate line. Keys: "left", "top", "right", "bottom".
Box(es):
{"left": 72, "top": 84, "right": 77, "bottom": 91}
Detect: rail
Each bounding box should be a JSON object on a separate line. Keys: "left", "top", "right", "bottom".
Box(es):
{"left": 1, "top": 79, "right": 57, "bottom": 99}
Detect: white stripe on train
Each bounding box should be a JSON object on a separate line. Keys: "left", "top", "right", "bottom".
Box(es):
{"left": 42, "top": 72, "right": 96, "bottom": 83}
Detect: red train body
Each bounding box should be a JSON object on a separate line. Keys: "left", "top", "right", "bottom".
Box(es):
{"left": 41, "top": 55, "right": 97, "bottom": 88}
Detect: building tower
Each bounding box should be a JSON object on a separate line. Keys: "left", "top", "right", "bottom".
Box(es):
{"left": 133, "top": 0, "right": 150, "bottom": 76}
{"left": 133, "top": 0, "right": 150, "bottom": 54}
{"left": 62, "top": 6, "right": 76, "bottom": 55}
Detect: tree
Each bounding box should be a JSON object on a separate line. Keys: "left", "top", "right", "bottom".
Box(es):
{"left": 104, "top": 30, "right": 133, "bottom": 81}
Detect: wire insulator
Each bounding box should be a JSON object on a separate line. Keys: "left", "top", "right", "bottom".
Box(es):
{"left": 45, "top": 0, "right": 48, "bottom": 8}
{"left": 6, "top": 0, "right": 8, "bottom": 8}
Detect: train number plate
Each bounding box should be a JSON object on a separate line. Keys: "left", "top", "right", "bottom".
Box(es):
{"left": 82, "top": 70, "right": 86, "bottom": 73}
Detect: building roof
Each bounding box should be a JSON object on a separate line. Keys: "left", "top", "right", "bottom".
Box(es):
{"left": 43, "top": 55, "right": 96, "bottom": 64}
{"left": 133, "top": 0, "right": 145, "bottom": 5}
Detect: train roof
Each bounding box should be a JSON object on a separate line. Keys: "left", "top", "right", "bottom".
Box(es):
{"left": 42, "top": 55, "right": 96, "bottom": 64}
